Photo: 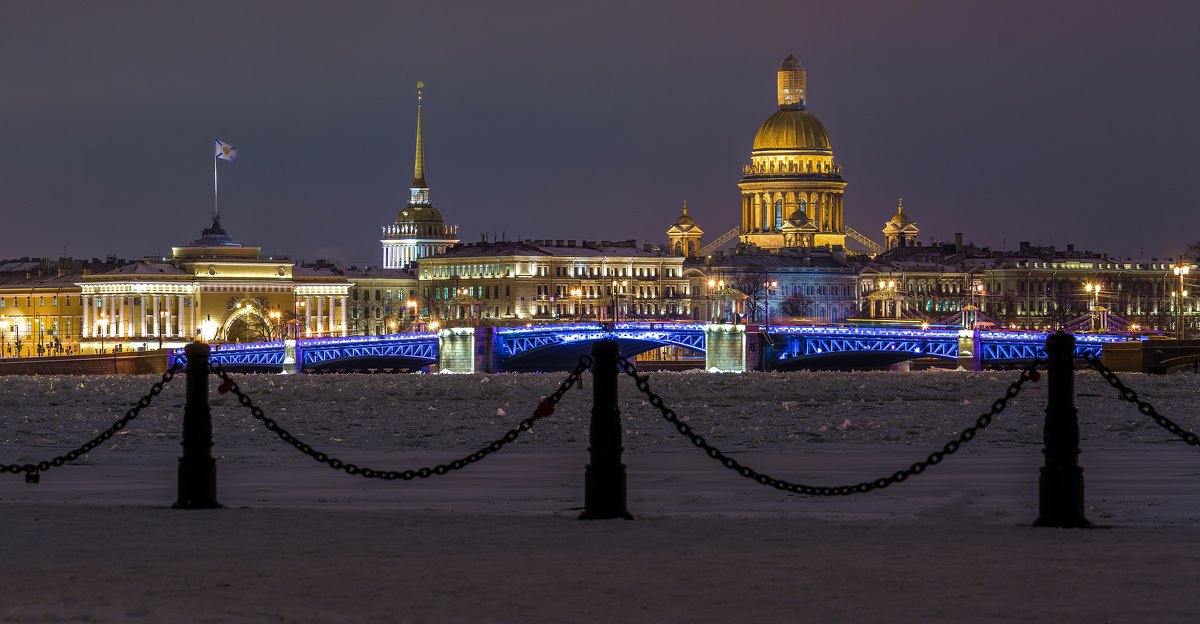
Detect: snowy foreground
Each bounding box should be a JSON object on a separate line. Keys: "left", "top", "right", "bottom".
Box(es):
{"left": 2, "top": 368, "right": 1199, "bottom": 623}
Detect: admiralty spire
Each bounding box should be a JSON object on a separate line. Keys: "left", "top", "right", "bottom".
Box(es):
{"left": 381, "top": 81, "right": 458, "bottom": 269}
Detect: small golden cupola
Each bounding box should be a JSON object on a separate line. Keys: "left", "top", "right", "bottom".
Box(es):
{"left": 666, "top": 201, "right": 704, "bottom": 257}
{"left": 881, "top": 198, "right": 920, "bottom": 250}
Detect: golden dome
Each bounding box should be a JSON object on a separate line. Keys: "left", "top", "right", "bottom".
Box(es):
{"left": 396, "top": 204, "right": 444, "bottom": 224}
{"left": 890, "top": 199, "right": 910, "bottom": 223}
{"left": 674, "top": 205, "right": 695, "bottom": 226}
{"left": 752, "top": 109, "right": 831, "bottom": 151}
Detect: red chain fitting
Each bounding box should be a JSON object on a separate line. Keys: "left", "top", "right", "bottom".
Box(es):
{"left": 1030, "top": 370, "right": 1041, "bottom": 383}
{"left": 536, "top": 399, "right": 555, "bottom": 417}
{"left": 218, "top": 380, "right": 234, "bottom": 394}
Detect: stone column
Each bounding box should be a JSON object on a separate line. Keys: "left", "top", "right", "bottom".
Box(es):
{"left": 304, "top": 296, "right": 313, "bottom": 336}
{"left": 316, "top": 296, "right": 325, "bottom": 335}
{"left": 340, "top": 296, "right": 348, "bottom": 336}
{"left": 153, "top": 296, "right": 160, "bottom": 338}
{"left": 82, "top": 295, "right": 91, "bottom": 338}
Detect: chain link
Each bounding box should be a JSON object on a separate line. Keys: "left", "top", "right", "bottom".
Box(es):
{"left": 210, "top": 357, "right": 592, "bottom": 480}
{"left": 1086, "top": 356, "right": 1200, "bottom": 447}
{"left": 1, "top": 364, "right": 182, "bottom": 483}
{"left": 617, "top": 356, "right": 1042, "bottom": 496}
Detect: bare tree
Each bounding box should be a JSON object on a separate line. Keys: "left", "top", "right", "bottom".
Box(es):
{"left": 725, "top": 269, "right": 769, "bottom": 322}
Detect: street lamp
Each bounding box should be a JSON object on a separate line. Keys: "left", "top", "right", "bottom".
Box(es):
{"left": 1173, "top": 263, "right": 1190, "bottom": 339}
{"left": 295, "top": 299, "right": 306, "bottom": 338}
{"left": 96, "top": 313, "right": 108, "bottom": 354}
{"left": 158, "top": 309, "right": 168, "bottom": 349}
{"left": 405, "top": 300, "right": 417, "bottom": 330}
{"left": 268, "top": 310, "right": 281, "bottom": 340}
{"left": 570, "top": 288, "right": 582, "bottom": 320}
{"left": 1084, "top": 283, "right": 1102, "bottom": 332}
{"left": 763, "top": 280, "right": 778, "bottom": 327}
{"left": 877, "top": 280, "right": 897, "bottom": 319}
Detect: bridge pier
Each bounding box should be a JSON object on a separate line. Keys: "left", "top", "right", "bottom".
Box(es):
{"left": 437, "top": 327, "right": 496, "bottom": 374}
{"left": 957, "top": 329, "right": 981, "bottom": 371}
{"left": 282, "top": 339, "right": 303, "bottom": 374}
{"left": 704, "top": 324, "right": 760, "bottom": 372}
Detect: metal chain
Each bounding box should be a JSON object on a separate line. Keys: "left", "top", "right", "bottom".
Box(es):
{"left": 1086, "top": 356, "right": 1200, "bottom": 447}
{"left": 1, "top": 364, "right": 182, "bottom": 483}
{"left": 209, "top": 357, "right": 592, "bottom": 480}
{"left": 617, "top": 356, "right": 1042, "bottom": 496}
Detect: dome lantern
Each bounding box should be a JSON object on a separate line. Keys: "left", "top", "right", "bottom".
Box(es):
{"left": 777, "top": 55, "right": 806, "bottom": 109}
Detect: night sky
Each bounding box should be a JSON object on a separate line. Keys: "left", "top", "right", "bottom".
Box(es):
{"left": 4, "top": 1, "right": 1198, "bottom": 267}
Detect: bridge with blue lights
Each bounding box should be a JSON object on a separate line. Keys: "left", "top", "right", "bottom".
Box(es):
{"left": 171, "top": 322, "right": 1135, "bottom": 373}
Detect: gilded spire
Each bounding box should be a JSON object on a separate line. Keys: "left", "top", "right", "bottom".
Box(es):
{"left": 412, "top": 81, "right": 427, "bottom": 189}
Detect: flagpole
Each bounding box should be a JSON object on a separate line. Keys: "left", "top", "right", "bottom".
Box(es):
{"left": 213, "top": 151, "right": 219, "bottom": 221}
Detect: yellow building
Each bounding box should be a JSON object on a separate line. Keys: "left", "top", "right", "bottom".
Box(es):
{"left": 416, "top": 239, "right": 692, "bottom": 323}
{"left": 0, "top": 261, "right": 87, "bottom": 357}
{"left": 739, "top": 55, "right": 847, "bottom": 250}
{"left": 71, "top": 217, "right": 351, "bottom": 352}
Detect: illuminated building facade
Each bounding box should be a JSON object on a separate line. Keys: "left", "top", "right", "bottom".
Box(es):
{"left": 77, "top": 218, "right": 350, "bottom": 349}
{"left": 380, "top": 82, "right": 458, "bottom": 269}
{"left": 416, "top": 239, "right": 692, "bottom": 322}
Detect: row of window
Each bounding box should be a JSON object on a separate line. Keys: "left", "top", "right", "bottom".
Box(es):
{"left": 0, "top": 296, "right": 70, "bottom": 308}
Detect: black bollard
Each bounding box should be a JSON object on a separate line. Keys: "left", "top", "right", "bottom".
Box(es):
{"left": 173, "top": 342, "right": 221, "bottom": 509}
{"left": 579, "top": 339, "right": 633, "bottom": 520}
{"left": 1033, "top": 332, "right": 1090, "bottom": 528}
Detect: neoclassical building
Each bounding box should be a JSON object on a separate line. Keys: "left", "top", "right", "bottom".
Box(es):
{"left": 738, "top": 56, "right": 847, "bottom": 250}
{"left": 380, "top": 82, "right": 459, "bottom": 269}
{"left": 415, "top": 239, "right": 692, "bottom": 322}
{"left": 73, "top": 217, "right": 351, "bottom": 350}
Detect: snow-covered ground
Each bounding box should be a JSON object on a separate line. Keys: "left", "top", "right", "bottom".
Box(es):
{"left": 2, "top": 368, "right": 1198, "bottom": 623}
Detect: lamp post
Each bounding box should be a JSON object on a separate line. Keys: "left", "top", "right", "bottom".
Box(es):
{"left": 158, "top": 310, "right": 168, "bottom": 349}
{"left": 1084, "top": 283, "right": 1101, "bottom": 332}
{"left": 570, "top": 288, "right": 582, "bottom": 320}
{"left": 96, "top": 314, "right": 107, "bottom": 354}
{"left": 763, "top": 280, "right": 778, "bottom": 327}
{"left": 36, "top": 318, "right": 45, "bottom": 358}
{"left": 877, "top": 280, "right": 897, "bottom": 319}
{"left": 707, "top": 278, "right": 727, "bottom": 322}
{"left": 1173, "top": 263, "right": 1190, "bottom": 339}
{"left": 295, "top": 299, "right": 306, "bottom": 338}
{"left": 1, "top": 315, "right": 6, "bottom": 358}
{"left": 405, "top": 300, "right": 417, "bottom": 331}
{"left": 268, "top": 310, "right": 281, "bottom": 340}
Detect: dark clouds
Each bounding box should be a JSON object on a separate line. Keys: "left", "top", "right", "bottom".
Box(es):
{"left": 3, "top": 0, "right": 1198, "bottom": 265}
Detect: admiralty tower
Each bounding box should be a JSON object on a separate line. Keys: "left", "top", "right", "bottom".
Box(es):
{"left": 738, "top": 56, "right": 848, "bottom": 251}
{"left": 381, "top": 82, "right": 459, "bottom": 269}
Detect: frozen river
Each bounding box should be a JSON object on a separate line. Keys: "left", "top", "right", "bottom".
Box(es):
{"left": 2, "top": 368, "right": 1198, "bottom": 622}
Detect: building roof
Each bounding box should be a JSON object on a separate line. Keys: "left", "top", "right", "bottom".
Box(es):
{"left": 430, "top": 239, "right": 669, "bottom": 260}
